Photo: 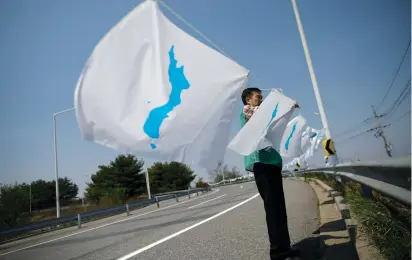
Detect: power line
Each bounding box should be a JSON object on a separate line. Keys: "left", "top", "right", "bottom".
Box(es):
{"left": 335, "top": 130, "right": 370, "bottom": 143}
{"left": 335, "top": 109, "right": 409, "bottom": 144}
{"left": 331, "top": 76, "right": 410, "bottom": 141}
{"left": 333, "top": 117, "right": 374, "bottom": 140}
{"left": 337, "top": 40, "right": 411, "bottom": 140}
{"left": 383, "top": 77, "right": 411, "bottom": 119}
{"left": 376, "top": 39, "right": 411, "bottom": 110}
{"left": 335, "top": 79, "right": 409, "bottom": 141}
{"left": 389, "top": 109, "right": 411, "bottom": 125}
{"left": 334, "top": 124, "right": 391, "bottom": 145}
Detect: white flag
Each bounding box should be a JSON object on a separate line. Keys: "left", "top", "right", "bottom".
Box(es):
{"left": 300, "top": 126, "right": 312, "bottom": 153}
{"left": 227, "top": 90, "right": 296, "bottom": 155}
{"left": 283, "top": 126, "right": 325, "bottom": 167}
{"left": 305, "top": 128, "right": 325, "bottom": 158}
{"left": 285, "top": 157, "right": 304, "bottom": 170}
{"left": 74, "top": 0, "right": 249, "bottom": 168}
{"left": 279, "top": 115, "right": 307, "bottom": 160}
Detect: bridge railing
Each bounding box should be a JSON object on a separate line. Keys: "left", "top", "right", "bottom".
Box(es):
{"left": 284, "top": 156, "right": 411, "bottom": 205}
{"left": 0, "top": 187, "right": 211, "bottom": 240}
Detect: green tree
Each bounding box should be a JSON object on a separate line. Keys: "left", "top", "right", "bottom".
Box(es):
{"left": 208, "top": 161, "right": 241, "bottom": 183}
{"left": 0, "top": 183, "right": 30, "bottom": 228}
{"left": 148, "top": 162, "right": 196, "bottom": 194}
{"left": 224, "top": 166, "right": 241, "bottom": 179}
{"left": 85, "top": 154, "right": 146, "bottom": 204}
{"left": 195, "top": 177, "right": 209, "bottom": 188}
{"left": 207, "top": 161, "right": 223, "bottom": 183}
{"left": 30, "top": 178, "right": 78, "bottom": 210}
{"left": 55, "top": 177, "right": 79, "bottom": 206}
{"left": 31, "top": 179, "right": 54, "bottom": 210}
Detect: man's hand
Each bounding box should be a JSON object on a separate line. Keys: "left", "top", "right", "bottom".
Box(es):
{"left": 294, "top": 102, "right": 300, "bottom": 108}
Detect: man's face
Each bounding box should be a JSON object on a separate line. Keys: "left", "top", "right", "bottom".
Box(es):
{"left": 247, "top": 91, "right": 262, "bottom": 106}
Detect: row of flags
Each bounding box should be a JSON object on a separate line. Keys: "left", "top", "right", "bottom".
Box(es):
{"left": 228, "top": 90, "right": 326, "bottom": 170}
{"left": 283, "top": 126, "right": 325, "bottom": 171}
{"left": 74, "top": 0, "right": 326, "bottom": 170}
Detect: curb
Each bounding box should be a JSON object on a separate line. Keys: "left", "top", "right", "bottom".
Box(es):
{"left": 309, "top": 178, "right": 386, "bottom": 260}
{"left": 313, "top": 179, "right": 358, "bottom": 246}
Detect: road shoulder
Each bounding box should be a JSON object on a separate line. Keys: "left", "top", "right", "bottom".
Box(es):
{"left": 308, "top": 180, "right": 359, "bottom": 260}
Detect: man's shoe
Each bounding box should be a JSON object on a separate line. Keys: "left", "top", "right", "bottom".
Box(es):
{"left": 271, "top": 249, "right": 301, "bottom": 260}
{"left": 284, "top": 249, "right": 300, "bottom": 259}
{"left": 288, "top": 249, "right": 300, "bottom": 257}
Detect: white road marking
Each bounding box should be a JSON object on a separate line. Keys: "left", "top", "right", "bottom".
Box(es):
{"left": 116, "top": 193, "right": 260, "bottom": 260}
{"left": 188, "top": 194, "right": 227, "bottom": 209}
{"left": 0, "top": 189, "right": 220, "bottom": 256}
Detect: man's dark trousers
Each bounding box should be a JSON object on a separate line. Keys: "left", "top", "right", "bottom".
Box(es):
{"left": 253, "top": 163, "right": 293, "bottom": 260}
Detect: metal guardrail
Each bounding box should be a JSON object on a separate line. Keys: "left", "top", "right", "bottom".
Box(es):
{"left": 210, "top": 178, "right": 254, "bottom": 187}
{"left": 284, "top": 156, "right": 411, "bottom": 205}
{"left": 0, "top": 187, "right": 211, "bottom": 238}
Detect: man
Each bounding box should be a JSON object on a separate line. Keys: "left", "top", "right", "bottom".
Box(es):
{"left": 240, "top": 87, "right": 300, "bottom": 260}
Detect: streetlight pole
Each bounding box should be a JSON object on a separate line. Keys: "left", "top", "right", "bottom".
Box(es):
{"left": 53, "top": 107, "right": 75, "bottom": 218}
{"left": 145, "top": 171, "right": 151, "bottom": 199}
{"left": 141, "top": 157, "right": 151, "bottom": 199}
{"left": 291, "top": 0, "right": 338, "bottom": 165}
{"left": 29, "top": 184, "right": 32, "bottom": 213}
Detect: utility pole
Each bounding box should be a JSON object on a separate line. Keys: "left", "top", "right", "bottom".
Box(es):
{"left": 371, "top": 105, "right": 393, "bottom": 157}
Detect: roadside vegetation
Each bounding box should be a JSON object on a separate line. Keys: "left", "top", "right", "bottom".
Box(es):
{"left": 0, "top": 154, "right": 211, "bottom": 242}
{"left": 302, "top": 173, "right": 411, "bottom": 260}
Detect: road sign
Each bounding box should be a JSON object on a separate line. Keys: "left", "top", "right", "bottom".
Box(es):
{"left": 323, "top": 139, "right": 336, "bottom": 156}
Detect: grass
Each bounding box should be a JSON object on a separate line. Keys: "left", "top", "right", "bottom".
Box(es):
{"left": 302, "top": 173, "right": 411, "bottom": 260}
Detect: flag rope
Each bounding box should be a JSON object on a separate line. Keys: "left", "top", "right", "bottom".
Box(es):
{"left": 158, "top": 0, "right": 232, "bottom": 60}
{"left": 158, "top": 0, "right": 268, "bottom": 90}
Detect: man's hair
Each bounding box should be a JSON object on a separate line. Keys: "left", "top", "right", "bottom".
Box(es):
{"left": 241, "top": 87, "right": 261, "bottom": 105}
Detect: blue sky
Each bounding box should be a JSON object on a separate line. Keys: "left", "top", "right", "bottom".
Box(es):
{"left": 0, "top": 0, "right": 410, "bottom": 195}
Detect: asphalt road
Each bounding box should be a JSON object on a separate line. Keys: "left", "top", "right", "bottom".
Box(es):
{"left": 0, "top": 179, "right": 319, "bottom": 260}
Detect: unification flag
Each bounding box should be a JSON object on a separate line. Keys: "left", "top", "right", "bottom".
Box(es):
{"left": 279, "top": 115, "right": 308, "bottom": 160}
{"left": 74, "top": 0, "right": 249, "bottom": 168}
{"left": 227, "top": 89, "right": 296, "bottom": 155}
{"left": 284, "top": 126, "right": 326, "bottom": 168}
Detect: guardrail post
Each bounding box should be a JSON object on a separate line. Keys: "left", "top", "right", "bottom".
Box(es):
{"left": 175, "top": 194, "right": 179, "bottom": 202}
{"left": 335, "top": 175, "right": 342, "bottom": 183}
{"left": 345, "top": 219, "right": 358, "bottom": 245}
{"left": 77, "top": 214, "right": 81, "bottom": 229}
{"left": 126, "top": 204, "right": 130, "bottom": 216}
{"left": 361, "top": 184, "right": 373, "bottom": 199}
{"left": 155, "top": 197, "right": 160, "bottom": 208}
{"left": 188, "top": 190, "right": 191, "bottom": 199}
